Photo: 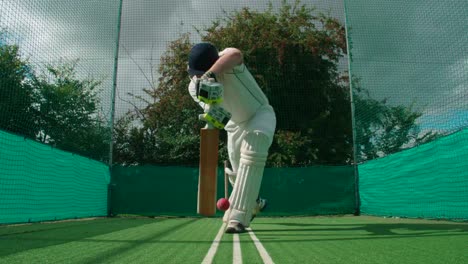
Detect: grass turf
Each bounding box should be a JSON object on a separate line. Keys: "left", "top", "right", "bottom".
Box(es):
{"left": 251, "top": 216, "right": 468, "bottom": 264}
{"left": 0, "top": 216, "right": 466, "bottom": 263}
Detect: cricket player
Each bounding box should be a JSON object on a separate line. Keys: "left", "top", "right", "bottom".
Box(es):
{"left": 187, "top": 43, "right": 276, "bottom": 233}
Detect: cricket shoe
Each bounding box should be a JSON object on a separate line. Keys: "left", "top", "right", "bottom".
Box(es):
{"left": 225, "top": 221, "right": 246, "bottom": 234}
{"left": 251, "top": 197, "right": 268, "bottom": 222}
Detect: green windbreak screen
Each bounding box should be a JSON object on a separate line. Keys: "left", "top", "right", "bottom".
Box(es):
{"left": 0, "top": 131, "right": 110, "bottom": 224}
{"left": 0, "top": 0, "right": 119, "bottom": 224}
{"left": 345, "top": 1, "right": 468, "bottom": 220}
{"left": 359, "top": 129, "right": 468, "bottom": 220}
{"left": 110, "top": 165, "right": 355, "bottom": 216}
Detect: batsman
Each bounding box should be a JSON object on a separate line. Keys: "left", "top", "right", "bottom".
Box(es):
{"left": 187, "top": 43, "right": 276, "bottom": 234}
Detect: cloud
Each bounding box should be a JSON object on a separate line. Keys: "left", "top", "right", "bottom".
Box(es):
{"left": 346, "top": 0, "right": 468, "bottom": 131}
{"left": 1, "top": 1, "right": 119, "bottom": 61}
{"left": 114, "top": 0, "right": 345, "bottom": 117}
{"left": 12, "top": 0, "right": 467, "bottom": 133}
{"left": 1, "top": 0, "right": 121, "bottom": 118}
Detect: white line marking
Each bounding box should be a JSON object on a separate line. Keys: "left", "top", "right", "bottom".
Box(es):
{"left": 233, "top": 234, "right": 242, "bottom": 264}
{"left": 247, "top": 228, "right": 274, "bottom": 264}
{"left": 202, "top": 223, "right": 226, "bottom": 264}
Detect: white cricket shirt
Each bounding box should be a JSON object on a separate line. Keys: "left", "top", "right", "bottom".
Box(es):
{"left": 217, "top": 64, "right": 270, "bottom": 123}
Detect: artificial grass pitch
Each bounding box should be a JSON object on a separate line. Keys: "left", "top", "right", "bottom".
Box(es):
{"left": 0, "top": 216, "right": 467, "bottom": 263}
{"left": 250, "top": 216, "right": 468, "bottom": 264}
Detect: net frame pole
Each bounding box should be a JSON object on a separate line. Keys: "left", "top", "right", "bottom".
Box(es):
{"left": 107, "top": 0, "right": 124, "bottom": 217}
{"left": 343, "top": 0, "right": 360, "bottom": 215}
{"left": 109, "top": 0, "right": 124, "bottom": 167}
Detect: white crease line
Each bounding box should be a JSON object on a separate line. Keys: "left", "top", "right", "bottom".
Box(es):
{"left": 247, "top": 228, "right": 274, "bottom": 264}
{"left": 233, "top": 233, "right": 242, "bottom": 264}
{"left": 202, "top": 223, "right": 226, "bottom": 264}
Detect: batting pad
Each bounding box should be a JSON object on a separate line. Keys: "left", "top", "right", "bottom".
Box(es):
{"left": 223, "top": 132, "right": 270, "bottom": 227}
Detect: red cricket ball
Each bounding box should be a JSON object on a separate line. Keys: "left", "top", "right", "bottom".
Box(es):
{"left": 216, "top": 198, "right": 230, "bottom": 211}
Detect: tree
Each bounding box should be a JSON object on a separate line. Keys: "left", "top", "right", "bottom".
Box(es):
{"left": 113, "top": 35, "right": 229, "bottom": 165}
{"left": 353, "top": 86, "right": 439, "bottom": 161}
{"left": 0, "top": 33, "right": 36, "bottom": 137}
{"left": 0, "top": 31, "right": 110, "bottom": 161}
{"left": 113, "top": 0, "right": 436, "bottom": 166}
{"left": 200, "top": 1, "right": 353, "bottom": 166}
{"left": 32, "top": 61, "right": 110, "bottom": 161}
{"left": 114, "top": 1, "right": 351, "bottom": 166}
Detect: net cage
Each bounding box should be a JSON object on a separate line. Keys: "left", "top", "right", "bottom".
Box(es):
{"left": 0, "top": 0, "right": 466, "bottom": 224}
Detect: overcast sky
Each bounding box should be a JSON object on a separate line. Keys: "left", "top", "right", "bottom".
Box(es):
{"left": 346, "top": 0, "right": 468, "bottom": 132}
{"left": 0, "top": 0, "right": 466, "bottom": 133}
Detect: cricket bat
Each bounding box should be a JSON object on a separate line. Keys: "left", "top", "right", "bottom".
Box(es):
{"left": 197, "top": 127, "right": 219, "bottom": 216}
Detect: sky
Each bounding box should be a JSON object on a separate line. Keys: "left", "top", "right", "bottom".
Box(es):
{"left": 0, "top": 0, "right": 466, "bottom": 133}
{"left": 0, "top": 0, "right": 343, "bottom": 118}
{"left": 346, "top": 0, "right": 468, "bottom": 133}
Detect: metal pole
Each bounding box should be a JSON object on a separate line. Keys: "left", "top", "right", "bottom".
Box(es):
{"left": 109, "top": 0, "right": 123, "bottom": 167}
{"left": 107, "top": 0, "right": 124, "bottom": 216}
{"left": 343, "top": 0, "right": 361, "bottom": 215}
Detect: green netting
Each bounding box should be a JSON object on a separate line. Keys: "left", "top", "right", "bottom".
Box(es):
{"left": 1, "top": 0, "right": 467, "bottom": 223}
{"left": 0, "top": 0, "right": 120, "bottom": 162}
{"left": 359, "top": 129, "right": 468, "bottom": 220}
{"left": 111, "top": 1, "right": 350, "bottom": 167}
{"left": 0, "top": 0, "right": 119, "bottom": 224}
{"left": 345, "top": 0, "right": 468, "bottom": 220}
{"left": 110, "top": 165, "right": 355, "bottom": 216}
{"left": 0, "top": 130, "right": 110, "bottom": 224}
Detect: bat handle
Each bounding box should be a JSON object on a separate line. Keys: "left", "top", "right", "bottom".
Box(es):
{"left": 199, "top": 114, "right": 215, "bottom": 129}
{"left": 224, "top": 160, "right": 229, "bottom": 199}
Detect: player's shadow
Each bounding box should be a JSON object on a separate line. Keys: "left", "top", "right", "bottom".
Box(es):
{"left": 0, "top": 217, "right": 168, "bottom": 258}
{"left": 251, "top": 220, "right": 468, "bottom": 241}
